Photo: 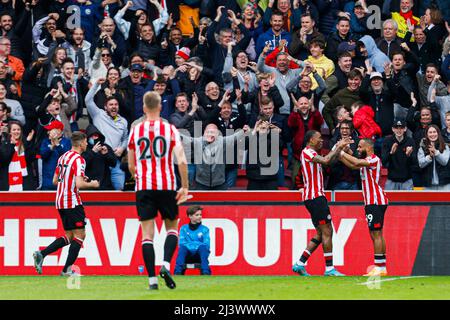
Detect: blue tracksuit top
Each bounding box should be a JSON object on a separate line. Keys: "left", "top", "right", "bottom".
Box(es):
{"left": 179, "top": 223, "right": 210, "bottom": 253}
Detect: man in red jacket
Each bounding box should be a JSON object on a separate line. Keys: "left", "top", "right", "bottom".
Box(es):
{"left": 288, "top": 96, "right": 323, "bottom": 188}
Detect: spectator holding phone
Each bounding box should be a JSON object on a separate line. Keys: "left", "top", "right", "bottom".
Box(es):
{"left": 82, "top": 124, "right": 117, "bottom": 190}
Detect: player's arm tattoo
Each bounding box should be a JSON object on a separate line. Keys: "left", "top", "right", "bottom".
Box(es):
{"left": 312, "top": 147, "right": 342, "bottom": 166}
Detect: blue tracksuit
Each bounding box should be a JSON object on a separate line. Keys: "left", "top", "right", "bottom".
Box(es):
{"left": 175, "top": 223, "right": 211, "bottom": 275}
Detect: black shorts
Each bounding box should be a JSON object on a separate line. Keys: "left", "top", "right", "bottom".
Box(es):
{"left": 58, "top": 205, "right": 87, "bottom": 231}
{"left": 136, "top": 190, "right": 179, "bottom": 221}
{"left": 304, "top": 196, "right": 332, "bottom": 228}
{"left": 364, "top": 205, "right": 388, "bottom": 231}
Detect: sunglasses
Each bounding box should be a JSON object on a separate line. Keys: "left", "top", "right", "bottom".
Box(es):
{"left": 102, "top": 53, "right": 111, "bottom": 57}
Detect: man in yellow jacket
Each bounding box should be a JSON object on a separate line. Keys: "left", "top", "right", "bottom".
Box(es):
{"left": 391, "top": 0, "right": 420, "bottom": 41}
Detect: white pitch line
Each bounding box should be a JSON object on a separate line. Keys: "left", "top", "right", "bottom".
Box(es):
{"left": 358, "top": 276, "right": 429, "bottom": 286}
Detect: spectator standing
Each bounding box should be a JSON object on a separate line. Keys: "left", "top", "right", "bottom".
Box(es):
{"left": 417, "top": 124, "right": 450, "bottom": 190}
{"left": 0, "top": 121, "right": 37, "bottom": 191}
{"left": 86, "top": 78, "right": 129, "bottom": 190}
{"left": 39, "top": 120, "right": 71, "bottom": 190}
{"left": 328, "top": 120, "right": 360, "bottom": 190}
{"left": 82, "top": 124, "right": 117, "bottom": 190}
{"left": 381, "top": 119, "right": 415, "bottom": 190}
{"left": 288, "top": 96, "right": 323, "bottom": 188}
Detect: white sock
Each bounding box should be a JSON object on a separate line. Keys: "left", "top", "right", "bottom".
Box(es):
{"left": 325, "top": 266, "right": 334, "bottom": 272}
{"left": 163, "top": 261, "right": 171, "bottom": 270}
{"left": 149, "top": 277, "right": 158, "bottom": 286}
{"left": 296, "top": 260, "right": 305, "bottom": 266}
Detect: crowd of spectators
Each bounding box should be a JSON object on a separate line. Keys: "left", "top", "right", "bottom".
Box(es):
{"left": 0, "top": 0, "right": 449, "bottom": 191}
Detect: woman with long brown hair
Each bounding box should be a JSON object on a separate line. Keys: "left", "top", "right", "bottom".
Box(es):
{"left": 0, "top": 121, "right": 37, "bottom": 191}
{"left": 418, "top": 124, "right": 450, "bottom": 190}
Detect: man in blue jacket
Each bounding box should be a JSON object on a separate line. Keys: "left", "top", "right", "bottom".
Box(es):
{"left": 174, "top": 205, "right": 211, "bottom": 275}
{"left": 256, "top": 11, "right": 292, "bottom": 57}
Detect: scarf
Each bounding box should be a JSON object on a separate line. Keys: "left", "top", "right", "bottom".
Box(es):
{"left": 399, "top": 10, "right": 417, "bottom": 25}
{"left": 8, "top": 142, "right": 27, "bottom": 191}
{"left": 282, "top": 11, "right": 291, "bottom": 32}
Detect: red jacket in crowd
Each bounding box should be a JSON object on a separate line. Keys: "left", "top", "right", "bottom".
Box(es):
{"left": 352, "top": 105, "right": 382, "bottom": 140}
{"left": 288, "top": 110, "right": 324, "bottom": 160}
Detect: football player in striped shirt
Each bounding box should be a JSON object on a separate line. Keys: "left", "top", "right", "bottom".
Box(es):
{"left": 128, "top": 91, "right": 190, "bottom": 290}
{"left": 293, "top": 130, "right": 351, "bottom": 276}
{"left": 33, "top": 132, "right": 100, "bottom": 276}
{"left": 339, "top": 138, "right": 389, "bottom": 276}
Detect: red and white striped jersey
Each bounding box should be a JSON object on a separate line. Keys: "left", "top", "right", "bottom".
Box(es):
{"left": 128, "top": 120, "right": 181, "bottom": 191}
{"left": 360, "top": 154, "right": 388, "bottom": 205}
{"left": 55, "top": 150, "right": 86, "bottom": 209}
{"left": 300, "top": 146, "right": 325, "bottom": 201}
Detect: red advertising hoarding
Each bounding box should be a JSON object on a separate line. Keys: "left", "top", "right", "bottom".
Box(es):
{"left": 0, "top": 193, "right": 431, "bottom": 275}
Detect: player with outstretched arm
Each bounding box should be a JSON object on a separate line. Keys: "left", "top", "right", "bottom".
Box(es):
{"left": 339, "top": 138, "right": 389, "bottom": 276}
{"left": 292, "top": 130, "right": 350, "bottom": 276}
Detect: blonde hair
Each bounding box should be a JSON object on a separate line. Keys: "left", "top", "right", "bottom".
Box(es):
{"left": 143, "top": 91, "right": 161, "bottom": 111}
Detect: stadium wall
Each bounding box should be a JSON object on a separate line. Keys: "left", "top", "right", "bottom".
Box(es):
{"left": 0, "top": 191, "right": 449, "bottom": 276}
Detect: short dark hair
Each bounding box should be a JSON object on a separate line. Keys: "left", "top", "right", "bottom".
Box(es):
{"left": 309, "top": 39, "right": 325, "bottom": 50}
{"left": 271, "top": 10, "right": 284, "bottom": 19}
{"left": 170, "top": 27, "right": 182, "bottom": 34}
{"left": 340, "top": 119, "right": 354, "bottom": 130}
{"left": 71, "top": 131, "right": 87, "bottom": 147}
{"left": 300, "top": 13, "right": 313, "bottom": 20}
{"left": 0, "top": 13, "right": 12, "bottom": 21}
{"left": 304, "top": 130, "right": 319, "bottom": 144}
{"left": 348, "top": 69, "right": 363, "bottom": 80}
{"left": 337, "top": 16, "right": 350, "bottom": 24}
{"left": 187, "top": 205, "right": 203, "bottom": 216}
{"left": 390, "top": 51, "right": 405, "bottom": 61}
{"left": 175, "top": 92, "right": 188, "bottom": 102}
{"left": 105, "top": 96, "right": 119, "bottom": 106}
{"left": 61, "top": 58, "right": 74, "bottom": 68}
{"left": 338, "top": 51, "right": 352, "bottom": 60}
{"left": 425, "top": 63, "right": 438, "bottom": 72}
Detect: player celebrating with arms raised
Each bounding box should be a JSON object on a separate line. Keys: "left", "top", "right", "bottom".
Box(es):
{"left": 293, "top": 130, "right": 350, "bottom": 276}
{"left": 339, "top": 138, "right": 389, "bottom": 276}
{"left": 128, "top": 91, "right": 190, "bottom": 290}
{"left": 33, "top": 132, "right": 100, "bottom": 276}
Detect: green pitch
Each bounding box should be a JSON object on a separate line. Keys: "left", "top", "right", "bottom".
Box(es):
{"left": 1, "top": 276, "right": 450, "bottom": 300}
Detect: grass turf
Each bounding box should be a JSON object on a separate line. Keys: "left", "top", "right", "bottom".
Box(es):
{"left": 1, "top": 276, "right": 450, "bottom": 300}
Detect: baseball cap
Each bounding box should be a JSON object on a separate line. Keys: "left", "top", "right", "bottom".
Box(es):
{"left": 130, "top": 63, "right": 143, "bottom": 72}
{"left": 186, "top": 205, "right": 203, "bottom": 216}
{"left": 337, "top": 42, "right": 356, "bottom": 54}
{"left": 354, "top": 1, "right": 363, "bottom": 7}
{"left": 392, "top": 118, "right": 406, "bottom": 128}
{"left": 44, "top": 120, "right": 64, "bottom": 131}
{"left": 370, "top": 72, "right": 383, "bottom": 80}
